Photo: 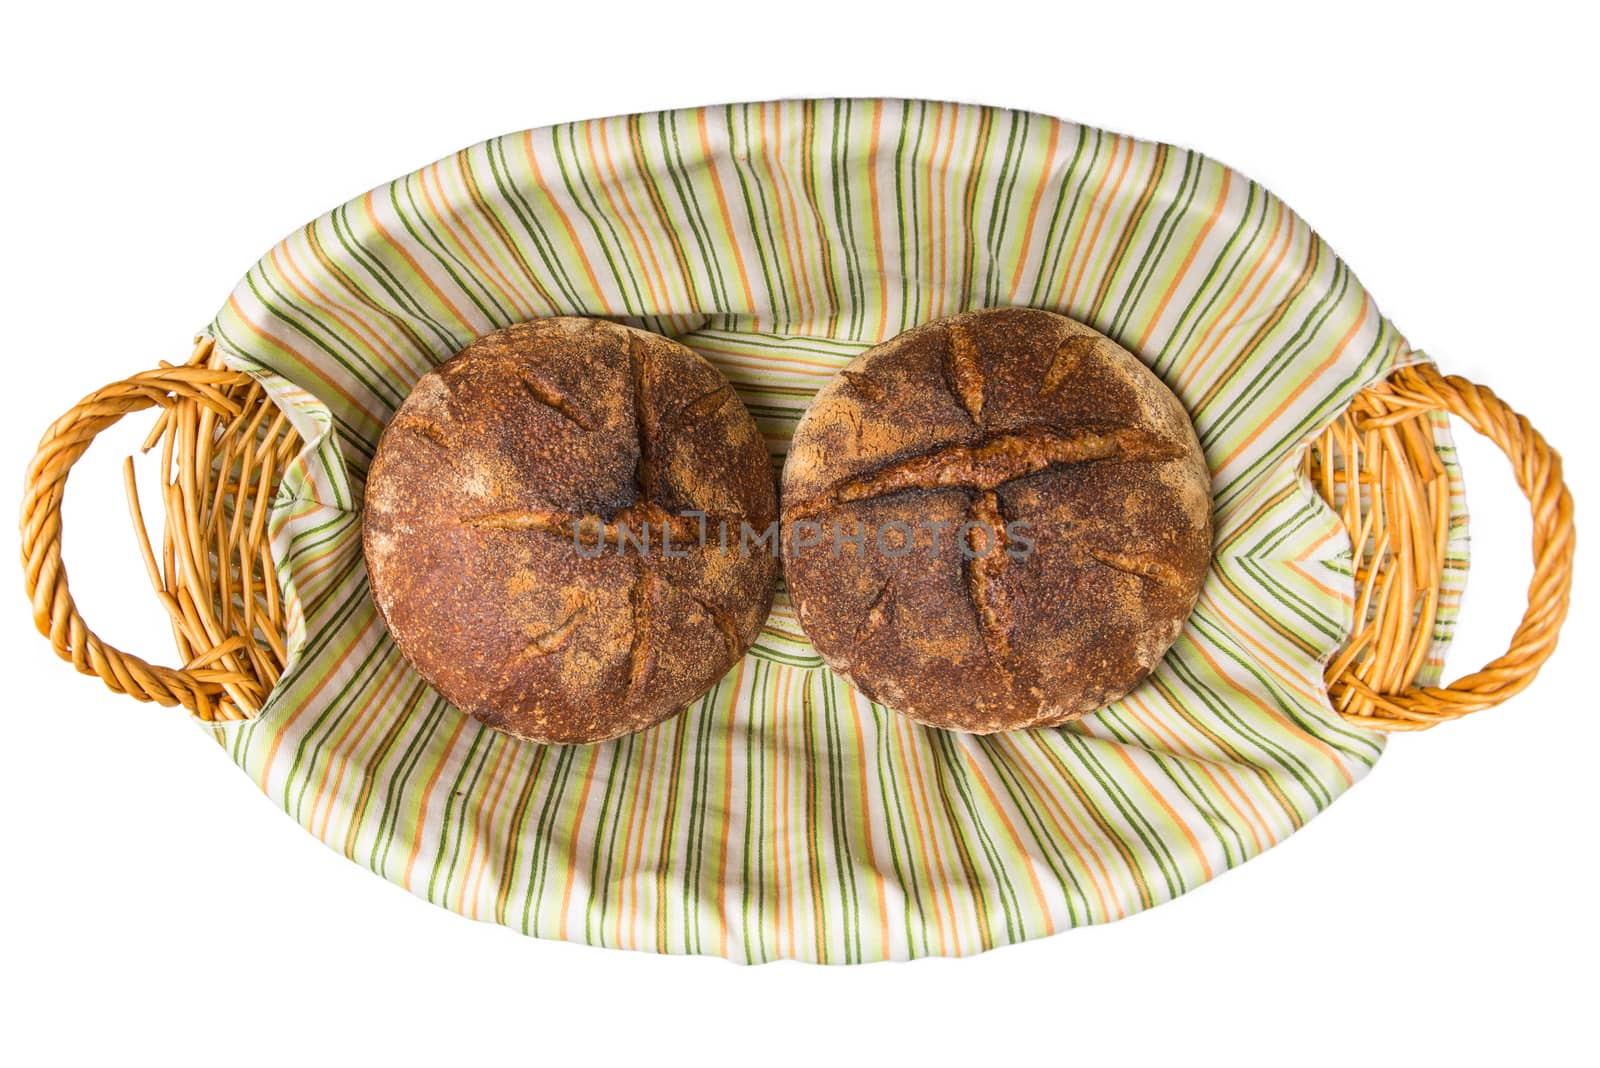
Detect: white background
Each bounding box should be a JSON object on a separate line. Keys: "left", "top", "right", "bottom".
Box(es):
{"left": 2, "top": 2, "right": 1594, "bottom": 1064}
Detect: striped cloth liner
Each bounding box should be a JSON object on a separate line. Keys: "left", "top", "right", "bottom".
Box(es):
{"left": 205, "top": 99, "right": 1468, "bottom": 962}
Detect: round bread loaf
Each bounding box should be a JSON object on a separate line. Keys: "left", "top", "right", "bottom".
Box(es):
{"left": 363, "top": 317, "right": 778, "bottom": 745}
{"left": 781, "top": 307, "right": 1211, "bottom": 733}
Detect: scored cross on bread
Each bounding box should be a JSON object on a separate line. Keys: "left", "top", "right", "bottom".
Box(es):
{"left": 781, "top": 307, "right": 1213, "bottom": 734}
{"left": 364, "top": 318, "right": 778, "bottom": 745}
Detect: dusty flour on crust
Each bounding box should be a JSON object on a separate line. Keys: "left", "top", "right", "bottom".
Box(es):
{"left": 781, "top": 306, "right": 1212, "bottom": 734}
{"left": 363, "top": 317, "right": 778, "bottom": 745}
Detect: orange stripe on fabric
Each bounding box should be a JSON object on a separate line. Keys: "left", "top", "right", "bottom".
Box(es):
{"left": 934, "top": 106, "right": 959, "bottom": 319}
{"left": 797, "top": 101, "right": 842, "bottom": 338}
{"left": 340, "top": 687, "right": 428, "bottom": 864}
{"left": 1190, "top": 243, "right": 1317, "bottom": 410}
{"left": 995, "top": 733, "right": 1119, "bottom": 921}
{"left": 1184, "top": 637, "right": 1357, "bottom": 789}
{"left": 271, "top": 239, "right": 411, "bottom": 386}
{"left": 626, "top": 116, "right": 699, "bottom": 313}
{"left": 1294, "top": 522, "right": 1345, "bottom": 565}
{"left": 302, "top": 223, "right": 434, "bottom": 367}
{"left": 1028, "top": 734, "right": 1156, "bottom": 911}
{"left": 1121, "top": 693, "right": 1271, "bottom": 854}
{"left": 1198, "top": 585, "right": 1331, "bottom": 708}
{"left": 1008, "top": 118, "right": 1064, "bottom": 301}
{"left": 844, "top": 689, "right": 891, "bottom": 956}
{"left": 1216, "top": 291, "right": 1372, "bottom": 470}
{"left": 1060, "top": 135, "right": 1134, "bottom": 310}
{"left": 1105, "top": 745, "right": 1214, "bottom": 882}
{"left": 1176, "top": 200, "right": 1288, "bottom": 394}
{"left": 1284, "top": 558, "right": 1347, "bottom": 602}
{"left": 453, "top": 150, "right": 561, "bottom": 315}
{"left": 419, "top": 159, "right": 534, "bottom": 320}
{"left": 458, "top": 736, "right": 516, "bottom": 919}
{"left": 1090, "top": 143, "right": 1167, "bottom": 317}
{"left": 777, "top": 664, "right": 798, "bottom": 958}
{"left": 224, "top": 294, "right": 368, "bottom": 424}
{"left": 401, "top": 714, "right": 471, "bottom": 891}
{"left": 1144, "top": 665, "right": 1307, "bottom": 828}
{"left": 309, "top": 653, "right": 408, "bottom": 843}
{"left": 588, "top": 119, "right": 669, "bottom": 314}
{"left": 359, "top": 189, "right": 477, "bottom": 334}
{"left": 465, "top": 742, "right": 527, "bottom": 920}
{"left": 923, "top": 103, "right": 944, "bottom": 312}
{"left": 957, "top": 742, "right": 1056, "bottom": 935}
{"left": 521, "top": 129, "right": 616, "bottom": 317}
{"left": 556, "top": 747, "right": 603, "bottom": 940}
{"left": 894, "top": 715, "right": 959, "bottom": 957}
{"left": 696, "top": 110, "right": 760, "bottom": 328}
{"left": 312, "top": 693, "right": 388, "bottom": 847}
{"left": 714, "top": 656, "right": 751, "bottom": 959}
{"left": 675, "top": 342, "right": 851, "bottom": 374}
{"left": 1215, "top": 481, "right": 1296, "bottom": 555}
{"left": 763, "top": 103, "right": 817, "bottom": 331}
{"left": 1134, "top": 168, "right": 1233, "bottom": 353}
{"left": 867, "top": 101, "right": 890, "bottom": 342}
{"left": 617, "top": 724, "right": 662, "bottom": 950}
{"left": 492, "top": 746, "right": 549, "bottom": 926}
{"left": 650, "top": 713, "right": 691, "bottom": 952}
{"left": 251, "top": 606, "right": 381, "bottom": 802}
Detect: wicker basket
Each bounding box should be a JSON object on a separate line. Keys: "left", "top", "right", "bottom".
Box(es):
{"left": 19, "top": 335, "right": 1574, "bottom": 733}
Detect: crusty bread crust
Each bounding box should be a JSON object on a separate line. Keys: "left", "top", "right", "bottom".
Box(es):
{"left": 781, "top": 307, "right": 1212, "bottom": 733}
{"left": 363, "top": 317, "right": 778, "bottom": 744}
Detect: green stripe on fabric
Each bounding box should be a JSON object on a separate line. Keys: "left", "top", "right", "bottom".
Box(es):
{"left": 203, "top": 99, "right": 1469, "bottom": 963}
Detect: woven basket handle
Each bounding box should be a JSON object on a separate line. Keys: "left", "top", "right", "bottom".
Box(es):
{"left": 20, "top": 346, "right": 1574, "bottom": 732}
{"left": 1320, "top": 363, "right": 1575, "bottom": 730}
{"left": 19, "top": 339, "right": 289, "bottom": 720}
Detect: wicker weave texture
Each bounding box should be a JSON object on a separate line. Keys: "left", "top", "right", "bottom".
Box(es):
{"left": 20, "top": 351, "right": 1573, "bottom": 730}
{"left": 21, "top": 338, "right": 299, "bottom": 721}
